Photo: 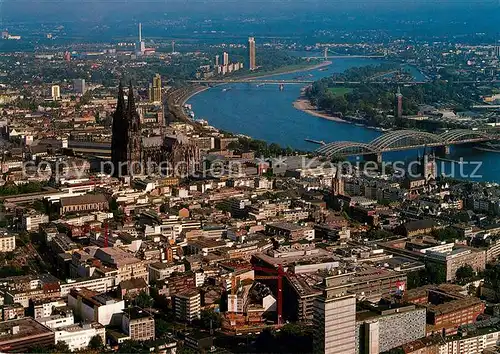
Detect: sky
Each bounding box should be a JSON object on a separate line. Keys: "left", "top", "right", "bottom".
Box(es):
{"left": 0, "top": 0, "right": 498, "bottom": 41}
{"left": 2, "top": 0, "right": 498, "bottom": 19}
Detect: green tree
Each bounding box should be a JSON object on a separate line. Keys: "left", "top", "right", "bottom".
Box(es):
{"left": 431, "top": 228, "right": 460, "bottom": 242}
{"left": 117, "top": 340, "right": 149, "bottom": 354}
{"left": 425, "top": 263, "right": 447, "bottom": 284}
{"left": 200, "top": 309, "right": 222, "bottom": 330}
{"left": 26, "top": 346, "right": 49, "bottom": 353}
{"left": 109, "top": 199, "right": 119, "bottom": 212}
{"left": 406, "top": 270, "right": 423, "bottom": 289}
{"left": 364, "top": 228, "right": 394, "bottom": 240}
{"left": 484, "top": 263, "right": 500, "bottom": 301}
{"left": 53, "top": 341, "right": 71, "bottom": 353}
{"left": 255, "top": 328, "right": 277, "bottom": 353}
{"left": 177, "top": 347, "right": 198, "bottom": 354}
{"left": 155, "top": 318, "right": 172, "bottom": 339}
{"left": 278, "top": 323, "right": 314, "bottom": 353}
{"left": 134, "top": 291, "right": 154, "bottom": 308}
{"left": 455, "top": 264, "right": 474, "bottom": 285}
{"left": 88, "top": 335, "right": 104, "bottom": 350}
{"left": 0, "top": 265, "right": 25, "bottom": 277}
{"left": 468, "top": 284, "right": 477, "bottom": 296}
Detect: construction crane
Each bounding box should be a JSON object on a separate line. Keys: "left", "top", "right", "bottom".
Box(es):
{"left": 252, "top": 264, "right": 286, "bottom": 325}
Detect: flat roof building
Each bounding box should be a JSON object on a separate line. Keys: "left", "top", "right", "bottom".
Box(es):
{"left": 173, "top": 289, "right": 201, "bottom": 323}
{"left": 0, "top": 318, "right": 54, "bottom": 353}
{"left": 68, "top": 288, "right": 124, "bottom": 326}
{"left": 121, "top": 307, "right": 155, "bottom": 342}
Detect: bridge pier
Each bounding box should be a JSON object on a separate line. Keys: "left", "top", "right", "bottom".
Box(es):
{"left": 364, "top": 153, "right": 382, "bottom": 164}
{"left": 435, "top": 145, "right": 450, "bottom": 157}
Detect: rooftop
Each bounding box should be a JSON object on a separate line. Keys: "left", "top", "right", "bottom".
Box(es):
{"left": 267, "top": 222, "right": 309, "bottom": 231}
{"left": 0, "top": 318, "right": 53, "bottom": 342}
{"left": 123, "top": 307, "right": 153, "bottom": 320}
{"left": 428, "top": 296, "right": 483, "bottom": 316}
{"left": 94, "top": 247, "right": 142, "bottom": 267}
{"left": 60, "top": 194, "right": 107, "bottom": 207}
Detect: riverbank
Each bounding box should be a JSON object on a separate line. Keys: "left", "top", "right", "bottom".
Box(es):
{"left": 292, "top": 96, "right": 347, "bottom": 123}
{"left": 241, "top": 60, "right": 332, "bottom": 80}
{"left": 292, "top": 94, "right": 390, "bottom": 133}
{"left": 180, "top": 60, "right": 332, "bottom": 107}
{"left": 181, "top": 86, "right": 211, "bottom": 106}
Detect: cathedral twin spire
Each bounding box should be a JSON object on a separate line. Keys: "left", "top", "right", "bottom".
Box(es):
{"left": 111, "top": 81, "right": 142, "bottom": 176}
{"left": 115, "top": 81, "right": 137, "bottom": 120}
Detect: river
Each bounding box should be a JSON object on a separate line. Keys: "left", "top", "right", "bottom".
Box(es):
{"left": 187, "top": 57, "right": 500, "bottom": 183}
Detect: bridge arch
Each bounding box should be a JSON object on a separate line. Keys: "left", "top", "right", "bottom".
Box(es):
{"left": 439, "top": 129, "right": 492, "bottom": 143}
{"left": 370, "top": 130, "right": 442, "bottom": 150}
{"left": 316, "top": 141, "right": 378, "bottom": 157}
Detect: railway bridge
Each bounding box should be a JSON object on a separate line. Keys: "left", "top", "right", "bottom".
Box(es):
{"left": 315, "top": 129, "right": 498, "bottom": 162}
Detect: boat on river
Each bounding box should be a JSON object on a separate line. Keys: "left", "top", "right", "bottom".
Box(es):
{"left": 304, "top": 138, "right": 326, "bottom": 145}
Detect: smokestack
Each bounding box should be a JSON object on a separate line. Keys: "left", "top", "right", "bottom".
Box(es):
{"left": 139, "top": 23, "right": 142, "bottom": 42}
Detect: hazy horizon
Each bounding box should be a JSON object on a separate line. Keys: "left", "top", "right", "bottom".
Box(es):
{"left": 0, "top": 0, "right": 498, "bottom": 44}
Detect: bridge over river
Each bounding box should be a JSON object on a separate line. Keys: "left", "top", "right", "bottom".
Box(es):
{"left": 315, "top": 129, "right": 500, "bottom": 161}
{"left": 187, "top": 79, "right": 500, "bottom": 85}
{"left": 187, "top": 79, "right": 430, "bottom": 85}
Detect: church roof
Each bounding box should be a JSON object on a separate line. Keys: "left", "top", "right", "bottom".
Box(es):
{"left": 142, "top": 136, "right": 163, "bottom": 148}
{"left": 165, "top": 133, "right": 191, "bottom": 145}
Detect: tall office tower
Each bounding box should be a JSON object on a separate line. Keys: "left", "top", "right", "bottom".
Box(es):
{"left": 313, "top": 289, "right": 356, "bottom": 354}
{"left": 51, "top": 85, "right": 61, "bottom": 101}
{"left": 496, "top": 45, "right": 500, "bottom": 58}
{"left": 73, "top": 79, "right": 86, "bottom": 94}
{"left": 215, "top": 55, "right": 220, "bottom": 67}
{"left": 223, "top": 52, "right": 229, "bottom": 66}
{"left": 136, "top": 23, "right": 145, "bottom": 55}
{"left": 149, "top": 74, "right": 162, "bottom": 103}
{"left": 395, "top": 86, "right": 403, "bottom": 118}
{"left": 248, "top": 37, "right": 256, "bottom": 70}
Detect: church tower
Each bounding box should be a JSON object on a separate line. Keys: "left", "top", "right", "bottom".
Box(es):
{"left": 395, "top": 86, "right": 403, "bottom": 119}
{"left": 420, "top": 146, "right": 436, "bottom": 182}
{"left": 332, "top": 168, "right": 345, "bottom": 196}
{"left": 126, "top": 83, "right": 142, "bottom": 175}
{"left": 111, "top": 82, "right": 128, "bottom": 177}
{"left": 111, "top": 82, "right": 142, "bottom": 177}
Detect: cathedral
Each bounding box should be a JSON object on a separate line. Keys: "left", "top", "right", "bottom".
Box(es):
{"left": 111, "top": 82, "right": 142, "bottom": 176}
{"left": 111, "top": 82, "right": 200, "bottom": 178}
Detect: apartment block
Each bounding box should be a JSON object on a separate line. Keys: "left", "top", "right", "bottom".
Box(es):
{"left": 0, "top": 233, "right": 16, "bottom": 252}
{"left": 121, "top": 307, "right": 155, "bottom": 342}
{"left": 21, "top": 212, "right": 49, "bottom": 232}
{"left": 149, "top": 262, "right": 186, "bottom": 282}
{"left": 173, "top": 290, "right": 201, "bottom": 323}
{"left": 440, "top": 328, "right": 500, "bottom": 354}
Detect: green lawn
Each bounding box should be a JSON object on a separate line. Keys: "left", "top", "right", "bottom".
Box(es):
{"left": 328, "top": 87, "right": 353, "bottom": 96}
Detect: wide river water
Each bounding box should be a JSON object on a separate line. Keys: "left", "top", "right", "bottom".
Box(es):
{"left": 187, "top": 57, "right": 500, "bottom": 183}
